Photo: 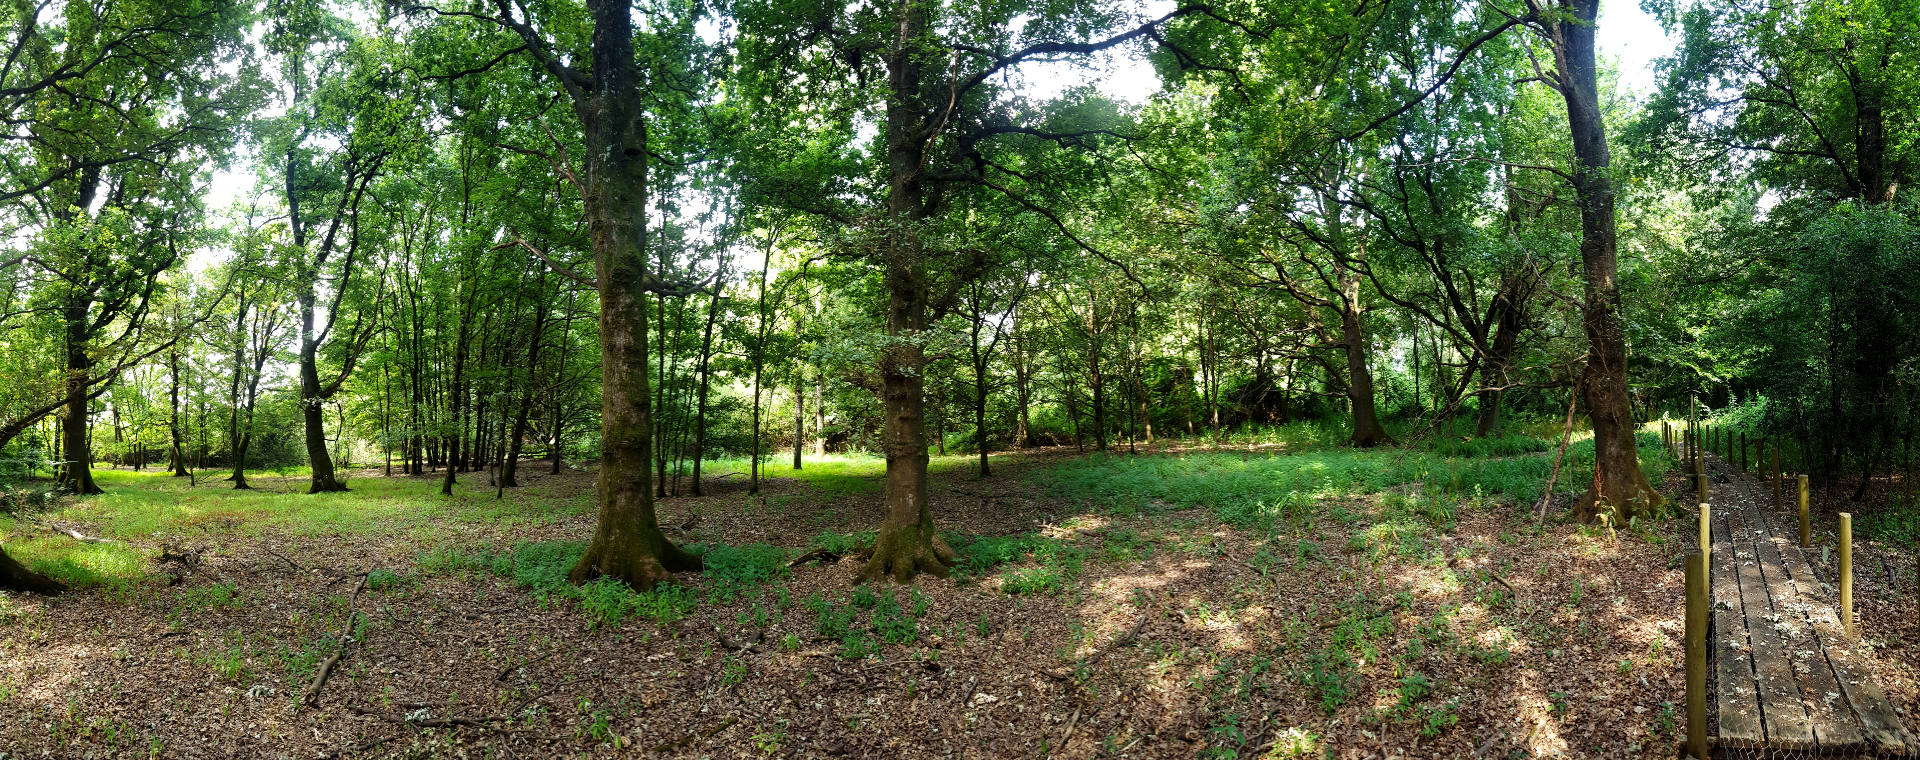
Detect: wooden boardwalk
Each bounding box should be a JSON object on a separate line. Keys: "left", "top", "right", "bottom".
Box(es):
{"left": 1704, "top": 453, "right": 1913, "bottom": 758}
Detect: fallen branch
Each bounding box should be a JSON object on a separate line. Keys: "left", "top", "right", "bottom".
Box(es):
{"left": 37, "top": 520, "right": 116, "bottom": 544}
{"left": 787, "top": 548, "right": 840, "bottom": 568}
{"left": 301, "top": 572, "right": 370, "bottom": 708}
{"left": 1535, "top": 385, "right": 1581, "bottom": 525}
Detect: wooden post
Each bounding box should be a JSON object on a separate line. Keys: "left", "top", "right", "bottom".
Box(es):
{"left": 1685, "top": 550, "right": 1709, "bottom": 760}
{"left": 1798, "top": 474, "right": 1810, "bottom": 548}
{"left": 1740, "top": 431, "right": 1747, "bottom": 471}
{"left": 1696, "top": 473, "right": 1708, "bottom": 506}
{"left": 1839, "top": 512, "right": 1853, "bottom": 637}
{"left": 1699, "top": 503, "right": 1711, "bottom": 568}
{"left": 1771, "top": 448, "right": 1782, "bottom": 507}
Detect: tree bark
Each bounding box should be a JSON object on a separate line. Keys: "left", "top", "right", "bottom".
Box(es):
{"left": 690, "top": 251, "right": 727, "bottom": 496}
{"left": 861, "top": 0, "right": 959, "bottom": 582}
{"left": 554, "top": 0, "right": 699, "bottom": 589}
{"left": 1555, "top": 0, "right": 1664, "bottom": 521}
{"left": 168, "top": 343, "right": 190, "bottom": 477}
{"left": 1339, "top": 267, "right": 1390, "bottom": 447}
{"left": 0, "top": 547, "right": 63, "bottom": 595}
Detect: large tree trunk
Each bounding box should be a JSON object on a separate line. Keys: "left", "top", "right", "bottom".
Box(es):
{"left": 1557, "top": 0, "right": 1663, "bottom": 521}
{"left": 0, "top": 547, "right": 63, "bottom": 595}
{"left": 59, "top": 308, "right": 102, "bottom": 495}
{"left": 564, "top": 0, "right": 699, "bottom": 589}
{"left": 861, "top": 0, "right": 958, "bottom": 582}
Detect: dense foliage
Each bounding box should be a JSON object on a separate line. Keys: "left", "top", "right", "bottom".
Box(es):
{"left": 6, "top": 0, "right": 1920, "bottom": 590}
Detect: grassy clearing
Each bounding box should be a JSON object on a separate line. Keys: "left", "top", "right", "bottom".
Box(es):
{"left": 699, "top": 452, "right": 975, "bottom": 495}
{"left": 1044, "top": 430, "right": 1674, "bottom": 532}
{"left": 0, "top": 467, "right": 597, "bottom": 591}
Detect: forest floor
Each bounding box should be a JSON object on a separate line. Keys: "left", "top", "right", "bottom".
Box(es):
{"left": 1, "top": 441, "right": 1915, "bottom": 759}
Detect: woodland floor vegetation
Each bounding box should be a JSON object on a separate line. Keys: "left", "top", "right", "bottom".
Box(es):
{"left": 4, "top": 427, "right": 1916, "bottom": 758}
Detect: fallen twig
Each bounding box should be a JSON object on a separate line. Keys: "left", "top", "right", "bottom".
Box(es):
{"left": 649, "top": 715, "right": 738, "bottom": 753}
{"left": 301, "top": 572, "right": 370, "bottom": 708}
{"left": 494, "top": 650, "right": 556, "bottom": 683}
{"left": 261, "top": 545, "right": 305, "bottom": 573}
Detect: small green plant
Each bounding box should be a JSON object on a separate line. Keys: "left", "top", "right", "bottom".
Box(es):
{"left": 720, "top": 656, "right": 748, "bottom": 686}
{"left": 365, "top": 569, "right": 411, "bottom": 592}
{"left": 1001, "top": 566, "right": 1064, "bottom": 595}
{"left": 1299, "top": 650, "right": 1356, "bottom": 715}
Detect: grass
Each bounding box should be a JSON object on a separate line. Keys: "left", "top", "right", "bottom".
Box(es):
{"left": 416, "top": 538, "right": 798, "bottom": 627}
{"left": 699, "top": 452, "right": 975, "bottom": 496}
{"left": 1044, "top": 430, "right": 1676, "bottom": 531}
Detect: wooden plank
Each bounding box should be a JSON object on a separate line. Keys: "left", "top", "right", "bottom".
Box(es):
{"left": 1731, "top": 537, "right": 1816, "bottom": 747}
{"left": 1772, "top": 536, "right": 1914, "bottom": 755}
{"left": 1753, "top": 536, "right": 1865, "bottom": 750}
{"left": 1712, "top": 511, "right": 1765, "bottom": 749}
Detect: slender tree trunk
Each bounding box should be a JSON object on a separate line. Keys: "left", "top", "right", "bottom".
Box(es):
{"left": 792, "top": 367, "right": 805, "bottom": 470}
{"left": 690, "top": 253, "right": 726, "bottom": 496}
{"left": 748, "top": 237, "right": 773, "bottom": 495}
{"left": 503, "top": 281, "right": 550, "bottom": 488}
{"left": 1556, "top": 0, "right": 1664, "bottom": 521}
{"left": 813, "top": 375, "right": 826, "bottom": 457}
{"left": 168, "top": 344, "right": 190, "bottom": 476}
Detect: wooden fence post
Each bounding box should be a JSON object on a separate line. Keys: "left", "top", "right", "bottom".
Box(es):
{"left": 1697, "top": 473, "right": 1708, "bottom": 506}
{"left": 1839, "top": 512, "right": 1853, "bottom": 637}
{"left": 1771, "top": 448, "right": 1782, "bottom": 507}
{"left": 1685, "top": 550, "right": 1709, "bottom": 760}
{"left": 1798, "top": 474, "right": 1810, "bottom": 548}
{"left": 1740, "top": 431, "right": 1747, "bottom": 471}
{"left": 1699, "top": 503, "right": 1711, "bottom": 568}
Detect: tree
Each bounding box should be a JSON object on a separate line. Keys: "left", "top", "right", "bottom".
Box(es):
{"left": 406, "top": 0, "right": 711, "bottom": 588}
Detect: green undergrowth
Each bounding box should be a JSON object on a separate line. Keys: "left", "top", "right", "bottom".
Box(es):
{"left": 945, "top": 532, "right": 1087, "bottom": 595}
{"left": 1859, "top": 496, "right": 1920, "bottom": 547}
{"left": 1427, "top": 433, "right": 1550, "bottom": 458}
{"left": 804, "top": 584, "right": 931, "bottom": 658}
{"left": 1045, "top": 431, "right": 1674, "bottom": 531}
{"left": 416, "top": 539, "right": 794, "bottom": 627}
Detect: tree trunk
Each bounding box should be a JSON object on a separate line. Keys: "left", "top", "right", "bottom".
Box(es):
{"left": 168, "top": 344, "right": 190, "bottom": 477}
{"left": 1474, "top": 279, "right": 1525, "bottom": 437}
{"left": 56, "top": 289, "right": 103, "bottom": 494}
{"left": 503, "top": 281, "right": 550, "bottom": 489}
{"left": 1557, "top": 0, "right": 1664, "bottom": 521}
{"left": 1339, "top": 268, "right": 1390, "bottom": 447}
{"left": 690, "top": 252, "right": 726, "bottom": 496}
{"left": 813, "top": 375, "right": 826, "bottom": 457}
{"left": 563, "top": 0, "right": 700, "bottom": 589}
{"left": 0, "top": 547, "right": 63, "bottom": 595}
{"left": 861, "top": 0, "right": 959, "bottom": 582}
{"left": 749, "top": 237, "right": 772, "bottom": 495}
{"left": 792, "top": 367, "right": 805, "bottom": 470}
